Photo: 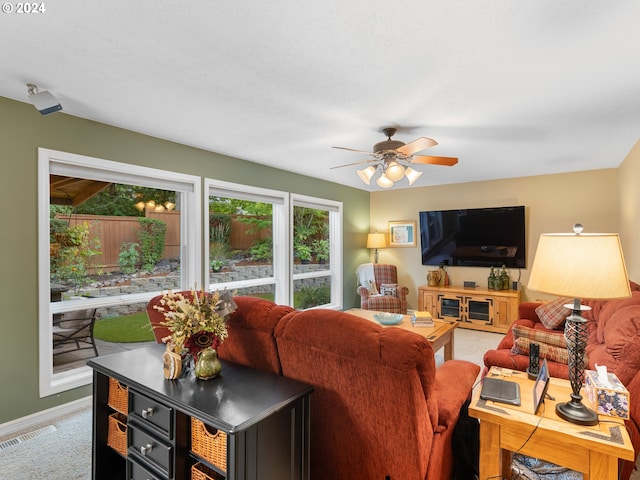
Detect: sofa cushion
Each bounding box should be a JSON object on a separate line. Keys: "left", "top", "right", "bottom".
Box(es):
{"left": 275, "top": 308, "right": 438, "bottom": 480}
{"left": 512, "top": 337, "right": 569, "bottom": 364}
{"left": 216, "top": 296, "right": 295, "bottom": 375}
{"left": 586, "top": 305, "right": 640, "bottom": 386}
{"left": 512, "top": 324, "right": 567, "bottom": 348}
{"left": 593, "top": 290, "right": 640, "bottom": 344}
{"left": 535, "top": 297, "right": 572, "bottom": 329}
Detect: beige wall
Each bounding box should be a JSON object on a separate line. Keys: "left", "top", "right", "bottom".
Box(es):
{"left": 370, "top": 168, "right": 628, "bottom": 310}
{"left": 619, "top": 139, "right": 640, "bottom": 281}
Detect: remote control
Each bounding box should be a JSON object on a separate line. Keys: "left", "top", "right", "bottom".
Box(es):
{"left": 527, "top": 342, "right": 540, "bottom": 380}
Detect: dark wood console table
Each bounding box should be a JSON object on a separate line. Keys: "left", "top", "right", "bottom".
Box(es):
{"left": 88, "top": 345, "right": 312, "bottom": 480}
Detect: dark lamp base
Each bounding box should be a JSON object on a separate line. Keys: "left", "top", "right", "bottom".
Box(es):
{"left": 555, "top": 395, "right": 598, "bottom": 426}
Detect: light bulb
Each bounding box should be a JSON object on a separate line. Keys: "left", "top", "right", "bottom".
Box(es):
{"left": 385, "top": 161, "right": 405, "bottom": 181}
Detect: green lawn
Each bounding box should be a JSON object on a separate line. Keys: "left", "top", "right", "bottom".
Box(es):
{"left": 93, "top": 288, "right": 326, "bottom": 344}
{"left": 94, "top": 312, "right": 155, "bottom": 343}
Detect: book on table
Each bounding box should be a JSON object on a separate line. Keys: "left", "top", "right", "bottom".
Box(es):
{"left": 412, "top": 311, "right": 435, "bottom": 327}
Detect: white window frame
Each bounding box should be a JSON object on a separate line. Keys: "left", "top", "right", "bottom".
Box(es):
{"left": 38, "top": 148, "right": 201, "bottom": 397}
{"left": 291, "top": 194, "right": 343, "bottom": 310}
{"left": 205, "top": 179, "right": 290, "bottom": 304}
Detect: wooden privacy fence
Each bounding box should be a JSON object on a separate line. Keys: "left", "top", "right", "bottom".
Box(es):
{"left": 62, "top": 211, "right": 180, "bottom": 273}
{"left": 228, "top": 215, "right": 272, "bottom": 250}
{"left": 57, "top": 213, "right": 270, "bottom": 273}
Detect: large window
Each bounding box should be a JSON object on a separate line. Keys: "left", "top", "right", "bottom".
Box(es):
{"left": 205, "top": 181, "right": 343, "bottom": 309}
{"left": 38, "top": 149, "right": 201, "bottom": 397}
{"left": 291, "top": 195, "right": 342, "bottom": 309}
{"left": 39, "top": 155, "right": 342, "bottom": 396}
{"left": 205, "top": 179, "right": 289, "bottom": 303}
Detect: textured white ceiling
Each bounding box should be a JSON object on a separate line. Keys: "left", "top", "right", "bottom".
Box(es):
{"left": 1, "top": 0, "right": 639, "bottom": 190}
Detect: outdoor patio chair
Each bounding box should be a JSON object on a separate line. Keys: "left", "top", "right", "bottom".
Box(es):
{"left": 52, "top": 308, "right": 99, "bottom": 357}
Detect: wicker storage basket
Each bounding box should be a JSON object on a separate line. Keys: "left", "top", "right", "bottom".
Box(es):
{"left": 107, "top": 412, "right": 127, "bottom": 457}
{"left": 191, "top": 418, "right": 227, "bottom": 472}
{"left": 191, "top": 462, "right": 225, "bottom": 480}
{"left": 108, "top": 377, "right": 128, "bottom": 414}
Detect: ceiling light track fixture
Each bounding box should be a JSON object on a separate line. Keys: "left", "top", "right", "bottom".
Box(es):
{"left": 332, "top": 127, "right": 458, "bottom": 188}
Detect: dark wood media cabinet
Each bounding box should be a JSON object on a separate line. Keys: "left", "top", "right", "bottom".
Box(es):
{"left": 88, "top": 345, "right": 312, "bottom": 480}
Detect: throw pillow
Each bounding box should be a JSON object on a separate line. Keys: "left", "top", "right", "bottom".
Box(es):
{"left": 535, "top": 297, "right": 572, "bottom": 330}
{"left": 379, "top": 283, "right": 397, "bottom": 297}
{"left": 512, "top": 337, "right": 569, "bottom": 364}
{"left": 512, "top": 325, "right": 567, "bottom": 349}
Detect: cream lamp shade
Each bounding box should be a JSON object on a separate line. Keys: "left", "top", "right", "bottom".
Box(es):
{"left": 404, "top": 167, "right": 423, "bottom": 185}
{"left": 366, "top": 233, "right": 387, "bottom": 249}
{"left": 357, "top": 166, "right": 376, "bottom": 185}
{"left": 367, "top": 232, "right": 386, "bottom": 264}
{"left": 376, "top": 173, "right": 394, "bottom": 189}
{"left": 528, "top": 231, "right": 630, "bottom": 300}
{"left": 527, "top": 225, "right": 630, "bottom": 425}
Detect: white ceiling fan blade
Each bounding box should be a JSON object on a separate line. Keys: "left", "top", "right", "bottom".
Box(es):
{"left": 332, "top": 146, "right": 373, "bottom": 154}
{"left": 330, "top": 159, "right": 376, "bottom": 169}
{"left": 411, "top": 155, "right": 458, "bottom": 166}
{"left": 396, "top": 137, "right": 437, "bottom": 156}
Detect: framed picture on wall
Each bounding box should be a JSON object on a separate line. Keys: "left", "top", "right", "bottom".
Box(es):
{"left": 388, "top": 221, "right": 417, "bottom": 247}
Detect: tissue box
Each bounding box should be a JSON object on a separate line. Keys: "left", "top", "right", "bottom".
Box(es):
{"left": 584, "top": 370, "right": 630, "bottom": 419}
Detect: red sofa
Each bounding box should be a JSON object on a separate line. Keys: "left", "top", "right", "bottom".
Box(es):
{"left": 483, "top": 281, "right": 640, "bottom": 480}
{"left": 150, "top": 296, "right": 480, "bottom": 479}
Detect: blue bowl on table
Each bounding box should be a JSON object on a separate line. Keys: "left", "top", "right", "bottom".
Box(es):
{"left": 373, "top": 312, "right": 403, "bottom": 325}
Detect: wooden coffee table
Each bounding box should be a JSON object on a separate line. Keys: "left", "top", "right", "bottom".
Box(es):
{"left": 346, "top": 308, "right": 457, "bottom": 361}
{"left": 469, "top": 367, "right": 634, "bottom": 480}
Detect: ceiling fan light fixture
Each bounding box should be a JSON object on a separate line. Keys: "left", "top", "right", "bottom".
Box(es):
{"left": 405, "top": 167, "right": 423, "bottom": 185}
{"left": 385, "top": 161, "right": 405, "bottom": 181}
{"left": 357, "top": 166, "right": 376, "bottom": 185}
{"left": 332, "top": 127, "right": 457, "bottom": 189}
{"left": 376, "top": 173, "right": 394, "bottom": 188}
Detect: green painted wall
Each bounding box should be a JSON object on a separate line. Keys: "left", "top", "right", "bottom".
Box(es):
{"left": 0, "top": 95, "right": 370, "bottom": 423}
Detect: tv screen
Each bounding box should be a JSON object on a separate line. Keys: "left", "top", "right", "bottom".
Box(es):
{"left": 419, "top": 206, "right": 526, "bottom": 268}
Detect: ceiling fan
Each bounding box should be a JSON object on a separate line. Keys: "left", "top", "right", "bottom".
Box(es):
{"left": 331, "top": 127, "right": 458, "bottom": 188}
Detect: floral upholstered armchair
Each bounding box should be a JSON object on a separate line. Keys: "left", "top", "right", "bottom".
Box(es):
{"left": 356, "top": 263, "right": 409, "bottom": 314}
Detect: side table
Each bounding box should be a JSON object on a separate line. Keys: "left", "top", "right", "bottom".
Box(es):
{"left": 469, "top": 367, "right": 634, "bottom": 480}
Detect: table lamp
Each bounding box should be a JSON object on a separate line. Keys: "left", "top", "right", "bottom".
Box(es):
{"left": 367, "top": 232, "right": 386, "bottom": 264}
{"left": 527, "top": 224, "right": 631, "bottom": 425}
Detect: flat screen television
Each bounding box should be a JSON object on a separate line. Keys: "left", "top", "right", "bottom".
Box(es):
{"left": 419, "top": 205, "right": 526, "bottom": 268}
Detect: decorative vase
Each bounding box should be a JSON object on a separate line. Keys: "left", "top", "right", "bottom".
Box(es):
{"left": 194, "top": 347, "right": 222, "bottom": 380}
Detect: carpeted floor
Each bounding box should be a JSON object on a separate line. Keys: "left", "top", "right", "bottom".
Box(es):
{"left": 1, "top": 327, "right": 637, "bottom": 479}
{"left": 0, "top": 407, "right": 92, "bottom": 479}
